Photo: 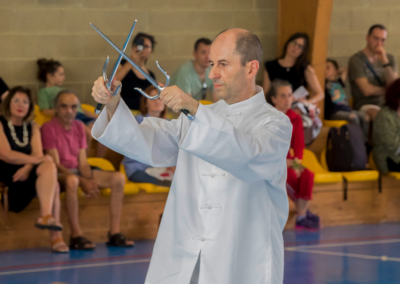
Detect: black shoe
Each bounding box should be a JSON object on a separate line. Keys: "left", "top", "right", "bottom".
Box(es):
{"left": 106, "top": 232, "right": 135, "bottom": 248}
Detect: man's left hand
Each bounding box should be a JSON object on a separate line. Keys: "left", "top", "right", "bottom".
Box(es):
{"left": 160, "top": 86, "right": 199, "bottom": 115}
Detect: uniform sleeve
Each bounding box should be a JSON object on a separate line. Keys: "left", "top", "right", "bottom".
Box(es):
{"left": 348, "top": 55, "right": 367, "bottom": 81}
{"left": 38, "top": 89, "right": 50, "bottom": 110}
{"left": 40, "top": 123, "right": 56, "bottom": 150}
{"left": 291, "top": 117, "right": 305, "bottom": 160}
{"left": 180, "top": 104, "right": 292, "bottom": 183}
{"left": 92, "top": 99, "right": 183, "bottom": 167}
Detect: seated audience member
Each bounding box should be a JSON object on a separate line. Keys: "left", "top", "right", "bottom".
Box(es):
{"left": 115, "top": 33, "right": 157, "bottom": 112}
{"left": 267, "top": 80, "right": 320, "bottom": 230}
{"left": 348, "top": 24, "right": 399, "bottom": 120}
{"left": 0, "top": 77, "right": 9, "bottom": 104}
{"left": 263, "top": 33, "right": 324, "bottom": 105}
{"left": 122, "top": 86, "right": 175, "bottom": 186}
{"left": 41, "top": 90, "right": 133, "bottom": 250}
{"left": 170, "top": 38, "right": 215, "bottom": 102}
{"left": 325, "top": 59, "right": 370, "bottom": 140}
{"left": 373, "top": 78, "right": 400, "bottom": 174}
{"left": 37, "top": 58, "right": 98, "bottom": 126}
{"left": 0, "top": 86, "right": 68, "bottom": 253}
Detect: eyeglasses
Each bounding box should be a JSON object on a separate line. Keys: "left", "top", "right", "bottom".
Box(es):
{"left": 290, "top": 41, "right": 304, "bottom": 50}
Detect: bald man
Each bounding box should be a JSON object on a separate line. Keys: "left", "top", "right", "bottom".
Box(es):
{"left": 91, "top": 29, "right": 292, "bottom": 284}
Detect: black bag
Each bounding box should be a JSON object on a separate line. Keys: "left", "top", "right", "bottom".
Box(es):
{"left": 326, "top": 124, "right": 367, "bottom": 172}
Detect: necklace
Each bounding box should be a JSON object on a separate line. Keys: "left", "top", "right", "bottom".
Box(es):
{"left": 286, "top": 67, "right": 290, "bottom": 72}
{"left": 8, "top": 120, "right": 29, "bottom": 147}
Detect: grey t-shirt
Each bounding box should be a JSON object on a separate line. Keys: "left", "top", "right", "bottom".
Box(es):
{"left": 348, "top": 51, "right": 398, "bottom": 110}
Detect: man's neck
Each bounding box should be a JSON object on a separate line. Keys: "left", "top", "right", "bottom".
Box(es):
{"left": 57, "top": 117, "right": 72, "bottom": 130}
{"left": 192, "top": 60, "right": 207, "bottom": 79}
{"left": 225, "top": 84, "right": 258, "bottom": 105}
{"left": 10, "top": 116, "right": 23, "bottom": 126}
{"left": 148, "top": 110, "right": 162, "bottom": 118}
{"left": 363, "top": 46, "right": 376, "bottom": 61}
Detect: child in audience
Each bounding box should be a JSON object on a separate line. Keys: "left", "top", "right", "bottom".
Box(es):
{"left": 325, "top": 59, "right": 370, "bottom": 140}
{"left": 267, "top": 80, "right": 320, "bottom": 231}
{"left": 122, "top": 85, "right": 175, "bottom": 186}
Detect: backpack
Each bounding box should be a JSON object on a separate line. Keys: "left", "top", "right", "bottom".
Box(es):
{"left": 326, "top": 124, "right": 367, "bottom": 172}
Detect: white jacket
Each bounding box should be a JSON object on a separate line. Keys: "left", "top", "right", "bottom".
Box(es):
{"left": 92, "top": 86, "right": 292, "bottom": 284}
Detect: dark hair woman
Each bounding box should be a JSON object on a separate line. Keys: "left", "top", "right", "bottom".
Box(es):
{"left": 122, "top": 85, "right": 174, "bottom": 186}
{"left": 373, "top": 78, "right": 400, "bottom": 174}
{"left": 263, "top": 33, "right": 324, "bottom": 105}
{"left": 0, "top": 86, "right": 68, "bottom": 253}
{"left": 115, "top": 33, "right": 157, "bottom": 112}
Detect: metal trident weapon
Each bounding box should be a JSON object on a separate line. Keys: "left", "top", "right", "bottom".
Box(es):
{"left": 90, "top": 21, "right": 195, "bottom": 120}
{"left": 94, "top": 20, "right": 137, "bottom": 114}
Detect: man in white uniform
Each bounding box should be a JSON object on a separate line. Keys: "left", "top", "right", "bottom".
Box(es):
{"left": 91, "top": 29, "right": 292, "bottom": 284}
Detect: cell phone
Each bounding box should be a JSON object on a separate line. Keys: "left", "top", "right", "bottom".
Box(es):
{"left": 134, "top": 37, "right": 144, "bottom": 52}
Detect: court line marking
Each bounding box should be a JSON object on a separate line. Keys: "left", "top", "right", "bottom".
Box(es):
{"left": 285, "top": 238, "right": 400, "bottom": 250}
{"left": 287, "top": 248, "right": 400, "bottom": 262}
{"left": 0, "top": 258, "right": 151, "bottom": 276}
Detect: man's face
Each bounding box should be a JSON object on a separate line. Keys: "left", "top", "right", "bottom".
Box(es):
{"left": 55, "top": 93, "right": 79, "bottom": 125}
{"left": 367, "top": 28, "right": 387, "bottom": 53}
{"left": 208, "top": 35, "right": 246, "bottom": 104}
{"left": 194, "top": 43, "right": 211, "bottom": 69}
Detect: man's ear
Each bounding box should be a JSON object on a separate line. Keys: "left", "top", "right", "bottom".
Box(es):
{"left": 246, "top": 60, "right": 260, "bottom": 78}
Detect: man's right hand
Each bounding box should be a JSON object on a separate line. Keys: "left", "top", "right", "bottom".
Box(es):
{"left": 80, "top": 178, "right": 100, "bottom": 199}
{"left": 91, "top": 77, "right": 122, "bottom": 117}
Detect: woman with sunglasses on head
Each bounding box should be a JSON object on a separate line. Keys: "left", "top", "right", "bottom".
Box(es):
{"left": 115, "top": 33, "right": 157, "bottom": 113}
{"left": 263, "top": 33, "right": 324, "bottom": 105}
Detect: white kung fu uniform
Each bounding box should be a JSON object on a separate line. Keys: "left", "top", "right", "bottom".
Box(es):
{"left": 92, "top": 86, "right": 292, "bottom": 284}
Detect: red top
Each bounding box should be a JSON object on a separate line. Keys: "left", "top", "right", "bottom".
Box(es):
{"left": 286, "top": 109, "right": 304, "bottom": 160}
{"left": 41, "top": 118, "right": 87, "bottom": 169}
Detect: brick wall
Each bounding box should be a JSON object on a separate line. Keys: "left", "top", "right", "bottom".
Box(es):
{"left": 0, "top": 0, "right": 278, "bottom": 105}
{"left": 328, "top": 0, "right": 400, "bottom": 97}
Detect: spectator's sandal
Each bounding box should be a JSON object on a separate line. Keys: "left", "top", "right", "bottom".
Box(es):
{"left": 106, "top": 232, "right": 134, "bottom": 247}
{"left": 35, "top": 215, "right": 63, "bottom": 231}
{"left": 69, "top": 236, "right": 96, "bottom": 250}
{"left": 51, "top": 238, "right": 69, "bottom": 253}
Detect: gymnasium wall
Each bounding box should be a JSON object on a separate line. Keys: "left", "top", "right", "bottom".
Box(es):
{"left": 0, "top": 0, "right": 278, "bottom": 104}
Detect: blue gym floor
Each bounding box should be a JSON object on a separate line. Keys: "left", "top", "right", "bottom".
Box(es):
{"left": 1, "top": 223, "right": 400, "bottom": 284}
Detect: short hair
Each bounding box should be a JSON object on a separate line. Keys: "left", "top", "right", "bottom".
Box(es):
{"left": 235, "top": 31, "right": 263, "bottom": 67}
{"left": 1, "top": 86, "right": 35, "bottom": 122}
{"left": 327, "top": 58, "right": 339, "bottom": 70}
{"left": 54, "top": 89, "right": 79, "bottom": 107}
{"left": 37, "top": 58, "right": 62, "bottom": 83}
{"left": 368, "top": 24, "right": 387, "bottom": 35}
{"left": 385, "top": 78, "right": 400, "bottom": 111}
{"left": 194, "top": 38, "right": 212, "bottom": 51}
{"left": 266, "top": 79, "right": 293, "bottom": 105}
{"left": 139, "top": 85, "right": 167, "bottom": 119}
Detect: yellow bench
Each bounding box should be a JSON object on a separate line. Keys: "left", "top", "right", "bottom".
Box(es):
{"left": 302, "top": 149, "right": 342, "bottom": 184}
{"left": 369, "top": 153, "right": 400, "bottom": 182}
{"left": 87, "top": 158, "right": 139, "bottom": 196}
{"left": 33, "top": 105, "right": 52, "bottom": 126}
{"left": 322, "top": 120, "right": 348, "bottom": 128}
{"left": 81, "top": 103, "right": 96, "bottom": 114}
{"left": 120, "top": 164, "right": 170, "bottom": 193}
{"left": 199, "top": 100, "right": 213, "bottom": 105}
{"left": 320, "top": 149, "right": 379, "bottom": 199}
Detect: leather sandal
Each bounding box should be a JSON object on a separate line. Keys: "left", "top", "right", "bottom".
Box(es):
{"left": 106, "top": 232, "right": 134, "bottom": 247}
{"left": 69, "top": 236, "right": 96, "bottom": 250}
{"left": 35, "top": 215, "right": 63, "bottom": 231}
{"left": 51, "top": 238, "right": 69, "bottom": 253}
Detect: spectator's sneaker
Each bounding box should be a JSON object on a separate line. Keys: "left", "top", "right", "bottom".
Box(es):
{"left": 306, "top": 210, "right": 320, "bottom": 224}
{"left": 295, "top": 217, "right": 320, "bottom": 231}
